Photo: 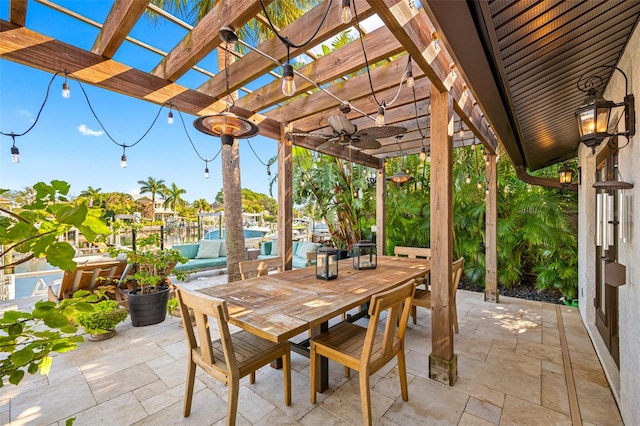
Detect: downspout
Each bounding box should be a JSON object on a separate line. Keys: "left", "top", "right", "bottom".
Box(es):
{"left": 515, "top": 165, "right": 578, "bottom": 191}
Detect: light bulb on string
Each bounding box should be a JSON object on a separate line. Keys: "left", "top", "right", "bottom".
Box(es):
{"left": 477, "top": 181, "right": 483, "bottom": 190}
{"left": 62, "top": 81, "right": 70, "bottom": 98}
{"left": 281, "top": 62, "right": 295, "bottom": 97}
{"left": 427, "top": 151, "right": 431, "bottom": 162}
{"left": 340, "top": 0, "right": 352, "bottom": 24}
{"left": 11, "top": 144, "right": 20, "bottom": 163}
{"left": 419, "top": 148, "right": 426, "bottom": 162}
{"left": 204, "top": 162, "right": 210, "bottom": 179}
{"left": 168, "top": 110, "right": 174, "bottom": 124}
{"left": 406, "top": 57, "right": 415, "bottom": 88}
{"left": 375, "top": 101, "right": 385, "bottom": 127}
{"left": 458, "top": 122, "right": 464, "bottom": 139}
{"left": 120, "top": 147, "right": 127, "bottom": 168}
{"left": 465, "top": 174, "right": 471, "bottom": 184}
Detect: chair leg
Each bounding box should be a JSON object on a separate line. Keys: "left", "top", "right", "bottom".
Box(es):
{"left": 282, "top": 350, "right": 291, "bottom": 406}
{"left": 183, "top": 359, "right": 196, "bottom": 417}
{"left": 344, "top": 366, "right": 350, "bottom": 378}
{"left": 397, "top": 350, "right": 409, "bottom": 401}
{"left": 250, "top": 371, "right": 256, "bottom": 384}
{"left": 227, "top": 376, "right": 240, "bottom": 426}
{"left": 411, "top": 305, "right": 417, "bottom": 325}
{"left": 453, "top": 303, "right": 458, "bottom": 333}
{"left": 359, "top": 373, "right": 372, "bottom": 426}
{"left": 310, "top": 344, "right": 318, "bottom": 404}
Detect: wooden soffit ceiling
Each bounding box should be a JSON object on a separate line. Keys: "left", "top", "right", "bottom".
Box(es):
{"left": 426, "top": 0, "right": 640, "bottom": 171}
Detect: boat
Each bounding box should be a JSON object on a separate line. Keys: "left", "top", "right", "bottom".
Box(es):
{"left": 204, "top": 226, "right": 270, "bottom": 240}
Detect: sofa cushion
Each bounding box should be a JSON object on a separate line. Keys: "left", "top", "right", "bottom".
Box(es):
{"left": 196, "top": 239, "right": 222, "bottom": 259}
{"left": 219, "top": 240, "right": 227, "bottom": 257}
{"left": 271, "top": 241, "right": 278, "bottom": 256}
{"left": 296, "top": 241, "right": 319, "bottom": 260}
{"left": 261, "top": 241, "right": 272, "bottom": 256}
{"left": 174, "top": 243, "right": 199, "bottom": 259}
{"left": 292, "top": 241, "right": 301, "bottom": 256}
{"left": 174, "top": 256, "right": 227, "bottom": 272}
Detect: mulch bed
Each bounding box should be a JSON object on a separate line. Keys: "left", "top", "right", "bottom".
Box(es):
{"left": 458, "top": 277, "right": 564, "bottom": 304}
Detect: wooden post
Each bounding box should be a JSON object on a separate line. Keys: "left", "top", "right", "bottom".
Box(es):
{"left": 278, "top": 125, "right": 293, "bottom": 270}
{"left": 428, "top": 83, "right": 457, "bottom": 386}
{"left": 376, "top": 166, "right": 386, "bottom": 255}
{"left": 485, "top": 153, "right": 499, "bottom": 302}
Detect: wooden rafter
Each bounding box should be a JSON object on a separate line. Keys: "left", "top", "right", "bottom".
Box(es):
{"left": 9, "top": 0, "right": 27, "bottom": 27}
{"left": 151, "top": 0, "right": 268, "bottom": 82}
{"left": 91, "top": 0, "right": 149, "bottom": 58}
{"left": 235, "top": 24, "right": 404, "bottom": 113}
{"left": 196, "top": 0, "right": 375, "bottom": 101}
{"left": 369, "top": 0, "right": 497, "bottom": 152}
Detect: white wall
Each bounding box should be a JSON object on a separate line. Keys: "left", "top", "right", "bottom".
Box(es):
{"left": 578, "top": 22, "right": 639, "bottom": 425}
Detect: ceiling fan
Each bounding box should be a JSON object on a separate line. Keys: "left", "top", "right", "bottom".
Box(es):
{"left": 288, "top": 104, "right": 406, "bottom": 151}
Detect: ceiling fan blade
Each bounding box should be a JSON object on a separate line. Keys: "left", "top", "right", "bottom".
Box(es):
{"left": 288, "top": 132, "right": 332, "bottom": 141}
{"left": 350, "top": 138, "right": 382, "bottom": 150}
{"left": 328, "top": 114, "right": 356, "bottom": 135}
{"left": 317, "top": 140, "right": 336, "bottom": 150}
{"left": 354, "top": 125, "right": 406, "bottom": 139}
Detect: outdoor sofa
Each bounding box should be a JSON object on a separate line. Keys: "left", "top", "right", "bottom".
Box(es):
{"left": 258, "top": 240, "right": 322, "bottom": 269}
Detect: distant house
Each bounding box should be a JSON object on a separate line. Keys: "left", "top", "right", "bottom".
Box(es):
{"left": 133, "top": 195, "right": 174, "bottom": 221}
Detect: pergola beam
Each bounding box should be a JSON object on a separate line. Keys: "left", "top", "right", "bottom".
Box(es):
{"left": 369, "top": 0, "right": 497, "bottom": 153}
{"left": 235, "top": 24, "right": 404, "bottom": 114}
{"left": 91, "top": 0, "right": 148, "bottom": 58}
{"left": 151, "top": 0, "right": 267, "bottom": 82}
{"left": 197, "top": 0, "right": 375, "bottom": 102}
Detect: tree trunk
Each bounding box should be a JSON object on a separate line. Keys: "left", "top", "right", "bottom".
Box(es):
{"left": 221, "top": 140, "right": 245, "bottom": 282}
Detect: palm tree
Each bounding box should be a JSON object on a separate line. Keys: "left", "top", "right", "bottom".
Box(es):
{"left": 137, "top": 177, "right": 166, "bottom": 221}
{"left": 163, "top": 182, "right": 187, "bottom": 217}
{"left": 192, "top": 198, "right": 211, "bottom": 213}
{"left": 79, "top": 186, "right": 102, "bottom": 207}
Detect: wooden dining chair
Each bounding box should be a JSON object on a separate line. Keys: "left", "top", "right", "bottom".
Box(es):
{"left": 175, "top": 286, "right": 291, "bottom": 425}
{"left": 394, "top": 246, "right": 431, "bottom": 289}
{"left": 239, "top": 257, "right": 284, "bottom": 280}
{"left": 411, "top": 257, "right": 464, "bottom": 329}
{"left": 309, "top": 279, "right": 417, "bottom": 426}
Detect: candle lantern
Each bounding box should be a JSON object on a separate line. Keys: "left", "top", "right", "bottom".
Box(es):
{"left": 316, "top": 247, "right": 338, "bottom": 280}
{"left": 352, "top": 240, "right": 377, "bottom": 270}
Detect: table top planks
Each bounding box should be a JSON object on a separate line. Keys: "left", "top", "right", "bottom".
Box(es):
{"left": 197, "top": 255, "right": 430, "bottom": 342}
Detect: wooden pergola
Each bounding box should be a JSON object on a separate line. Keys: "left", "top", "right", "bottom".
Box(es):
{"left": 5, "top": 0, "right": 636, "bottom": 386}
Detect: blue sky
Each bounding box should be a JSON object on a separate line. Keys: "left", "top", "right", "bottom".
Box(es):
{"left": 0, "top": 1, "right": 279, "bottom": 203}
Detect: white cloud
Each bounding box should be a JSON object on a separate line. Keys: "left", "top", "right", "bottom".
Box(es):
{"left": 19, "top": 109, "right": 34, "bottom": 122}
{"left": 77, "top": 124, "right": 104, "bottom": 136}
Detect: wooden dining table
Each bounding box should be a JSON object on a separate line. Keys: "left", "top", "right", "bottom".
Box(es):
{"left": 197, "top": 255, "right": 430, "bottom": 391}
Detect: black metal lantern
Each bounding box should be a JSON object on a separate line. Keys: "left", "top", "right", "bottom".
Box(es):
{"left": 352, "top": 241, "right": 377, "bottom": 270}
{"left": 558, "top": 162, "right": 573, "bottom": 188}
{"left": 575, "top": 89, "right": 615, "bottom": 153}
{"left": 316, "top": 247, "right": 338, "bottom": 280}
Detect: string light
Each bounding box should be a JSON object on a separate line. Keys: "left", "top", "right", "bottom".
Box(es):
{"left": 204, "top": 161, "right": 210, "bottom": 179}
{"left": 477, "top": 181, "right": 483, "bottom": 190}
{"left": 281, "top": 61, "right": 295, "bottom": 97}
{"left": 11, "top": 140, "right": 20, "bottom": 163}
{"left": 406, "top": 56, "right": 415, "bottom": 88}
{"left": 167, "top": 107, "right": 174, "bottom": 124}
{"left": 419, "top": 147, "right": 426, "bottom": 162}
{"left": 458, "top": 121, "right": 464, "bottom": 139}
{"left": 465, "top": 174, "right": 471, "bottom": 184}
{"left": 62, "top": 71, "right": 70, "bottom": 98}
{"left": 120, "top": 147, "right": 127, "bottom": 168}
{"left": 375, "top": 101, "right": 386, "bottom": 127}
{"left": 427, "top": 151, "right": 431, "bottom": 162}
{"left": 340, "top": 0, "right": 352, "bottom": 24}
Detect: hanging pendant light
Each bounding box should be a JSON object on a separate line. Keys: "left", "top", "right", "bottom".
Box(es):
{"left": 386, "top": 135, "right": 413, "bottom": 185}
{"left": 194, "top": 27, "right": 259, "bottom": 142}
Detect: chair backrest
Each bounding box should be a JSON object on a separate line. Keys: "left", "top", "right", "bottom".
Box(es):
{"left": 394, "top": 246, "right": 431, "bottom": 260}
{"left": 364, "top": 279, "right": 416, "bottom": 367}
{"left": 239, "top": 257, "right": 284, "bottom": 280}
{"left": 175, "top": 286, "right": 238, "bottom": 372}
{"left": 57, "top": 260, "right": 126, "bottom": 300}
{"left": 305, "top": 251, "right": 317, "bottom": 266}
{"left": 451, "top": 257, "right": 464, "bottom": 301}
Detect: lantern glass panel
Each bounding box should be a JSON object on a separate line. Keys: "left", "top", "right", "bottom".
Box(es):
{"left": 352, "top": 241, "right": 377, "bottom": 270}
{"left": 578, "top": 109, "right": 595, "bottom": 137}
{"left": 316, "top": 248, "right": 338, "bottom": 280}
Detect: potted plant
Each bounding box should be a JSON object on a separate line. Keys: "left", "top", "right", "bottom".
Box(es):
{"left": 110, "top": 233, "right": 187, "bottom": 327}
{"left": 74, "top": 299, "right": 128, "bottom": 341}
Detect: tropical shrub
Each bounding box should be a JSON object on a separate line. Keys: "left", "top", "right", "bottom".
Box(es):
{"left": 74, "top": 300, "right": 128, "bottom": 334}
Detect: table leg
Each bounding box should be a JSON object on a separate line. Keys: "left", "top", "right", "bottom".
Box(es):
{"left": 318, "top": 321, "right": 329, "bottom": 392}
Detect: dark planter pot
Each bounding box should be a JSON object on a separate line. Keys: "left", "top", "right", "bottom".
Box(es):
{"left": 127, "top": 286, "right": 170, "bottom": 327}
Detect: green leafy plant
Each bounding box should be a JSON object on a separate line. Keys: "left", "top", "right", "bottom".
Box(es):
{"left": 0, "top": 290, "right": 104, "bottom": 387}
{"left": 109, "top": 233, "right": 187, "bottom": 293}
{"left": 166, "top": 297, "right": 180, "bottom": 317}
{"left": 74, "top": 300, "right": 128, "bottom": 334}
{"left": 0, "top": 180, "right": 111, "bottom": 272}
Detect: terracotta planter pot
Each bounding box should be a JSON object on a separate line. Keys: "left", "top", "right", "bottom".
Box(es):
{"left": 127, "top": 286, "right": 170, "bottom": 327}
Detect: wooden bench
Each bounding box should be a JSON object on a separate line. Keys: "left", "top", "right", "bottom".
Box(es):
{"left": 47, "top": 260, "right": 128, "bottom": 303}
